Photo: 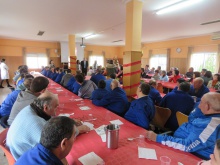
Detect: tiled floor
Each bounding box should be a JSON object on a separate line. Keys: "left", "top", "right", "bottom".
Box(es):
{"left": 0, "top": 86, "right": 13, "bottom": 165}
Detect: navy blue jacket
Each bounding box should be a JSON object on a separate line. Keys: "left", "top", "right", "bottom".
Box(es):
{"left": 124, "top": 96, "right": 155, "bottom": 129}
{"left": 90, "top": 73, "right": 106, "bottom": 86}
{"left": 149, "top": 86, "right": 162, "bottom": 104}
{"left": 160, "top": 90, "right": 195, "bottom": 131}
{"left": 92, "top": 87, "right": 129, "bottom": 116}
{"left": 15, "top": 143, "right": 63, "bottom": 165}
{"left": 71, "top": 82, "right": 81, "bottom": 95}
{"left": 91, "top": 88, "right": 109, "bottom": 100}
{"left": 188, "top": 84, "right": 209, "bottom": 99}
{"left": 54, "top": 72, "right": 65, "bottom": 83}
{"left": 66, "top": 77, "right": 76, "bottom": 91}
{"left": 0, "top": 90, "right": 21, "bottom": 117}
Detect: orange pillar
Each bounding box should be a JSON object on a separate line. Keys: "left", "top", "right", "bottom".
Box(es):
{"left": 123, "top": 0, "right": 143, "bottom": 96}
{"left": 69, "top": 34, "right": 76, "bottom": 75}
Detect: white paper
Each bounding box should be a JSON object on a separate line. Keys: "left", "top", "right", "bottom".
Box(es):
{"left": 79, "top": 106, "right": 90, "bottom": 110}
{"left": 58, "top": 113, "right": 70, "bottom": 117}
{"left": 56, "top": 89, "right": 63, "bottom": 92}
{"left": 74, "top": 98, "right": 83, "bottom": 101}
{"left": 95, "top": 125, "right": 106, "bottom": 136}
{"left": 78, "top": 152, "right": 104, "bottom": 165}
{"left": 138, "top": 147, "right": 157, "bottom": 160}
{"left": 100, "top": 134, "right": 106, "bottom": 142}
{"left": 110, "top": 119, "right": 123, "bottom": 125}
{"left": 83, "top": 122, "right": 94, "bottom": 130}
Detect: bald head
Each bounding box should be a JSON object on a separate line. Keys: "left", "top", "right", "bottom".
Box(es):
{"left": 33, "top": 92, "right": 59, "bottom": 117}
{"left": 111, "top": 79, "right": 120, "bottom": 90}
{"left": 202, "top": 93, "right": 220, "bottom": 112}
{"left": 193, "top": 77, "right": 204, "bottom": 89}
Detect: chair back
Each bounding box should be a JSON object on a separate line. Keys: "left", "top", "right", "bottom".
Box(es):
{"left": 157, "top": 82, "right": 163, "bottom": 93}
{"left": 176, "top": 111, "right": 188, "bottom": 126}
{"left": 0, "top": 128, "right": 15, "bottom": 165}
{"left": 151, "top": 106, "right": 171, "bottom": 130}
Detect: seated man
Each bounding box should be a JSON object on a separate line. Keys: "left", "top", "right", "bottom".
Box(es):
{"left": 54, "top": 68, "right": 65, "bottom": 83}
{"left": 6, "top": 92, "right": 90, "bottom": 160}
{"left": 124, "top": 83, "right": 155, "bottom": 130}
{"left": 0, "top": 77, "right": 33, "bottom": 118}
{"left": 189, "top": 77, "right": 209, "bottom": 99}
{"left": 146, "top": 93, "right": 220, "bottom": 160}
{"left": 90, "top": 66, "right": 106, "bottom": 86}
{"left": 92, "top": 79, "right": 129, "bottom": 116}
{"left": 148, "top": 80, "right": 162, "bottom": 105}
{"left": 105, "top": 73, "right": 116, "bottom": 92}
{"left": 7, "top": 76, "right": 49, "bottom": 125}
{"left": 60, "top": 69, "right": 73, "bottom": 87}
{"left": 15, "top": 116, "right": 78, "bottom": 165}
{"left": 91, "top": 80, "right": 109, "bottom": 100}
{"left": 160, "top": 82, "right": 195, "bottom": 131}
{"left": 172, "top": 78, "right": 185, "bottom": 91}
{"left": 185, "top": 67, "right": 194, "bottom": 79}
{"left": 75, "top": 74, "right": 97, "bottom": 99}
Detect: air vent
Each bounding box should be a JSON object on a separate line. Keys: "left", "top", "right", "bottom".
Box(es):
{"left": 37, "top": 31, "right": 45, "bottom": 36}
{"left": 211, "top": 31, "right": 220, "bottom": 40}
{"left": 201, "top": 19, "right": 220, "bottom": 25}
{"left": 112, "top": 40, "right": 123, "bottom": 43}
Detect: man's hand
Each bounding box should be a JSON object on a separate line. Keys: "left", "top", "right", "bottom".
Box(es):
{"left": 77, "top": 125, "right": 90, "bottom": 134}
{"left": 146, "top": 131, "right": 157, "bottom": 142}
{"left": 73, "top": 119, "right": 83, "bottom": 126}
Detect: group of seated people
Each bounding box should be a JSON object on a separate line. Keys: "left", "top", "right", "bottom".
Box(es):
{"left": 142, "top": 65, "right": 220, "bottom": 90}
{"left": 0, "top": 62, "right": 219, "bottom": 164}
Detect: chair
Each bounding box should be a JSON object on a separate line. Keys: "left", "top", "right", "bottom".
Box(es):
{"left": 176, "top": 111, "right": 188, "bottom": 126}
{"left": 156, "top": 82, "right": 163, "bottom": 93}
{"left": 151, "top": 106, "right": 171, "bottom": 132}
{"left": 0, "top": 128, "right": 15, "bottom": 165}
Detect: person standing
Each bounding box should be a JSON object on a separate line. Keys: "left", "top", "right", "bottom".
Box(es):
{"left": 80, "top": 58, "right": 88, "bottom": 75}
{"left": 0, "top": 59, "right": 12, "bottom": 88}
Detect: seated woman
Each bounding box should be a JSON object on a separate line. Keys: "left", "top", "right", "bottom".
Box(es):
{"left": 202, "top": 71, "right": 213, "bottom": 86}
{"left": 159, "top": 70, "right": 168, "bottom": 82}
{"left": 207, "top": 74, "right": 220, "bottom": 90}
{"left": 140, "top": 68, "right": 147, "bottom": 78}
{"left": 169, "top": 70, "right": 181, "bottom": 83}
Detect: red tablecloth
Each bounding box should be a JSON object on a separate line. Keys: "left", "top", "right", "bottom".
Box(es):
{"left": 44, "top": 77, "right": 201, "bottom": 165}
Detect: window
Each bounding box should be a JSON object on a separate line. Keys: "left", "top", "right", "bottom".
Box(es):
{"left": 88, "top": 55, "right": 104, "bottom": 68}
{"left": 26, "top": 53, "right": 48, "bottom": 69}
{"left": 190, "top": 53, "right": 217, "bottom": 73}
{"left": 149, "top": 54, "right": 167, "bottom": 70}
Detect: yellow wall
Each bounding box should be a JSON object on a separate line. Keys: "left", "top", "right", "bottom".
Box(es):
{"left": 0, "top": 38, "right": 60, "bottom": 80}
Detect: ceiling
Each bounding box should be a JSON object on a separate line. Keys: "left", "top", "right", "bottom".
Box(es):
{"left": 0, "top": 0, "right": 219, "bottom": 46}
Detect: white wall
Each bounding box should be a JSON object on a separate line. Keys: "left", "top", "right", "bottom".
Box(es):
{"left": 60, "top": 42, "right": 84, "bottom": 63}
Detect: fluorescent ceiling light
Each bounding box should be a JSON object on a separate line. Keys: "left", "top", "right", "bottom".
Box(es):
{"left": 156, "top": 0, "right": 203, "bottom": 15}
{"left": 85, "top": 34, "right": 97, "bottom": 39}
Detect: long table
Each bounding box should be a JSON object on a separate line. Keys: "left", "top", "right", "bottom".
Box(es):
{"left": 45, "top": 76, "right": 201, "bottom": 165}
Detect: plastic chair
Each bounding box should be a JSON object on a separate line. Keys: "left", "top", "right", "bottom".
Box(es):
{"left": 176, "top": 111, "right": 188, "bottom": 126}
{"left": 151, "top": 106, "right": 171, "bottom": 131}
{"left": 156, "top": 82, "right": 163, "bottom": 93}
{"left": 0, "top": 128, "right": 15, "bottom": 165}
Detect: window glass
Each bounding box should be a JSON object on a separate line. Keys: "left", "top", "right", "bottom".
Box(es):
{"left": 150, "top": 54, "right": 167, "bottom": 70}
{"left": 190, "top": 53, "right": 217, "bottom": 73}
{"left": 89, "top": 55, "right": 104, "bottom": 68}
{"left": 26, "top": 54, "right": 48, "bottom": 69}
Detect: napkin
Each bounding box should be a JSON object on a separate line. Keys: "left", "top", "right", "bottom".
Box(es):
{"left": 83, "top": 122, "right": 94, "bottom": 130}
{"left": 138, "top": 147, "right": 157, "bottom": 160}
{"left": 110, "top": 119, "right": 123, "bottom": 125}
{"left": 75, "top": 98, "right": 83, "bottom": 101}
{"left": 58, "top": 113, "right": 70, "bottom": 117}
{"left": 79, "top": 106, "right": 90, "bottom": 110}
{"left": 95, "top": 125, "right": 106, "bottom": 142}
{"left": 78, "top": 152, "right": 104, "bottom": 165}
{"left": 56, "top": 89, "right": 63, "bottom": 92}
